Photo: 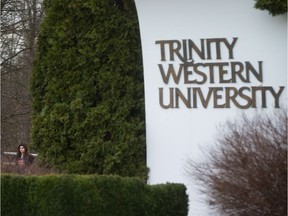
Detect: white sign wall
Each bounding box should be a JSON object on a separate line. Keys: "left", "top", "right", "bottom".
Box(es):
{"left": 134, "top": 0, "right": 287, "bottom": 215}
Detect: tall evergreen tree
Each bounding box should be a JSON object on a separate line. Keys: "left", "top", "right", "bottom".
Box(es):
{"left": 31, "top": 0, "right": 148, "bottom": 179}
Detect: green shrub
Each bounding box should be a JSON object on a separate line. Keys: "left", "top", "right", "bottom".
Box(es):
{"left": 148, "top": 184, "right": 189, "bottom": 216}
{"left": 1, "top": 175, "right": 31, "bottom": 215}
{"left": 1, "top": 174, "right": 188, "bottom": 216}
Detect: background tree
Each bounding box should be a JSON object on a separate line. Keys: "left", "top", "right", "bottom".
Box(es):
{"left": 186, "top": 109, "right": 287, "bottom": 216}
{"left": 1, "top": 0, "right": 43, "bottom": 152}
{"left": 31, "top": 0, "right": 147, "bottom": 179}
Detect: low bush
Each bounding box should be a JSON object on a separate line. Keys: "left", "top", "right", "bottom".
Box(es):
{"left": 1, "top": 174, "right": 188, "bottom": 216}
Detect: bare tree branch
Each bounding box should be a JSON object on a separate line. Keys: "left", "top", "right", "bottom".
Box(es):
{"left": 1, "top": 47, "right": 31, "bottom": 66}
{"left": 186, "top": 109, "right": 287, "bottom": 216}
{"left": 1, "top": 0, "right": 43, "bottom": 151}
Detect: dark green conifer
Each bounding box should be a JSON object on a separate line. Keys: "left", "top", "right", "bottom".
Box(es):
{"left": 31, "top": 0, "right": 147, "bottom": 179}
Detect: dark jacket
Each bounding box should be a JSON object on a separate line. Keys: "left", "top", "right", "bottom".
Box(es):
{"left": 16, "top": 154, "right": 34, "bottom": 174}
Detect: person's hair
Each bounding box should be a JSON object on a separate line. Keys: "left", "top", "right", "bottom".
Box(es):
{"left": 17, "top": 144, "right": 30, "bottom": 158}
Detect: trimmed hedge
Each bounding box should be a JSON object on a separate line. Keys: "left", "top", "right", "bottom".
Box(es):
{"left": 1, "top": 174, "right": 188, "bottom": 216}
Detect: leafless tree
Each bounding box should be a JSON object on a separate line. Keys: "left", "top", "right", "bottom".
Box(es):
{"left": 186, "top": 109, "right": 287, "bottom": 216}
{"left": 1, "top": 0, "right": 43, "bottom": 152}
